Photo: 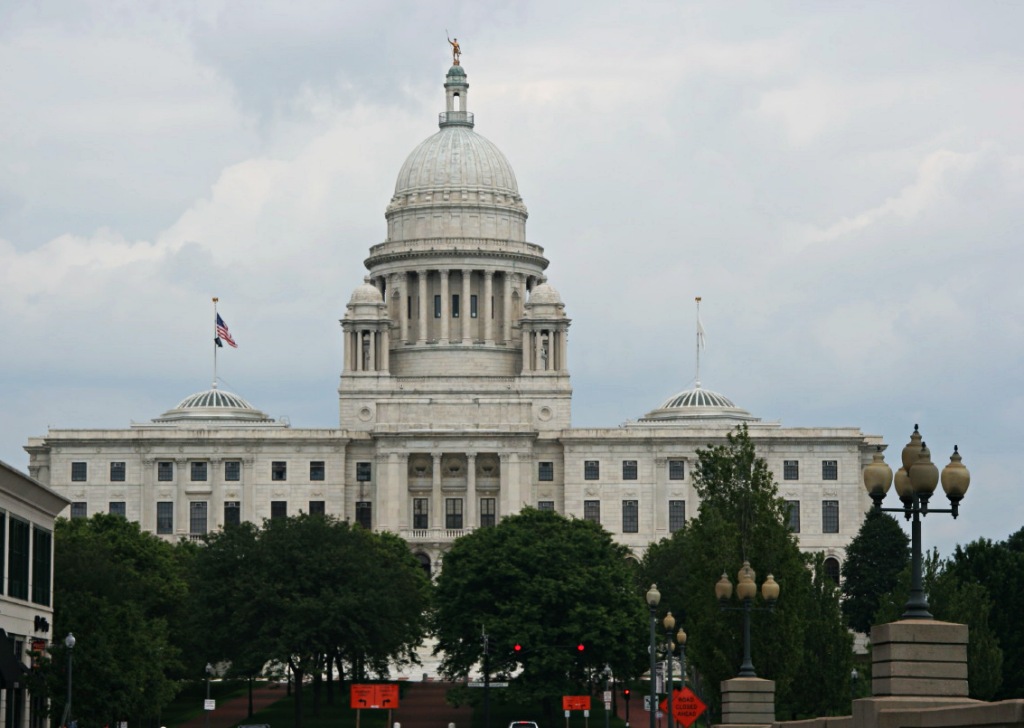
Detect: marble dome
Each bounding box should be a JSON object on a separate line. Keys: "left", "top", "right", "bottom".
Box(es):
{"left": 639, "top": 384, "right": 759, "bottom": 423}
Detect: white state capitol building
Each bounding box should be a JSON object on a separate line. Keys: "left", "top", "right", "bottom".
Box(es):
{"left": 25, "top": 60, "right": 882, "bottom": 580}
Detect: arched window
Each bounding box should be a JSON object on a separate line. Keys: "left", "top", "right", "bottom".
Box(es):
{"left": 416, "top": 552, "right": 432, "bottom": 578}
{"left": 824, "top": 557, "right": 841, "bottom": 584}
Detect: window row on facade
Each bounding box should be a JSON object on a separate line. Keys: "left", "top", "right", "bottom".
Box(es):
{"left": 784, "top": 499, "right": 840, "bottom": 534}
{"left": 538, "top": 459, "right": 687, "bottom": 482}
{"left": 69, "top": 460, "right": 373, "bottom": 483}
{"left": 0, "top": 510, "right": 53, "bottom": 607}
{"left": 782, "top": 460, "right": 839, "bottom": 481}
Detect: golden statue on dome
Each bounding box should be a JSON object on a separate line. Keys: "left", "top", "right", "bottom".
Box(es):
{"left": 447, "top": 34, "right": 461, "bottom": 65}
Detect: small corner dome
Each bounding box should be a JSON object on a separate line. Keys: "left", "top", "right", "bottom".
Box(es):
{"left": 152, "top": 388, "right": 277, "bottom": 425}
{"left": 349, "top": 278, "right": 384, "bottom": 305}
{"left": 639, "top": 384, "right": 759, "bottom": 424}
{"left": 528, "top": 282, "right": 563, "bottom": 305}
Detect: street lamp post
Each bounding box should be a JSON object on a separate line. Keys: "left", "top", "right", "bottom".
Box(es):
{"left": 715, "top": 562, "right": 780, "bottom": 678}
{"left": 663, "top": 613, "right": 679, "bottom": 728}
{"left": 863, "top": 425, "right": 970, "bottom": 620}
{"left": 62, "top": 633, "right": 75, "bottom": 728}
{"left": 205, "top": 662, "right": 214, "bottom": 728}
{"left": 646, "top": 584, "right": 661, "bottom": 728}
{"left": 603, "top": 665, "right": 613, "bottom": 728}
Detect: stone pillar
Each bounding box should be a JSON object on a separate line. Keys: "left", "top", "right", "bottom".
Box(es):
{"left": 521, "top": 329, "right": 532, "bottom": 372}
{"left": 719, "top": 677, "right": 775, "bottom": 725}
{"left": 398, "top": 453, "right": 409, "bottom": 530}
{"left": 439, "top": 269, "right": 450, "bottom": 343}
{"left": 141, "top": 458, "right": 155, "bottom": 533}
{"left": 209, "top": 457, "right": 222, "bottom": 528}
{"left": 655, "top": 457, "right": 667, "bottom": 533}
{"left": 466, "top": 453, "right": 477, "bottom": 529}
{"left": 175, "top": 457, "right": 188, "bottom": 536}
{"left": 536, "top": 331, "right": 545, "bottom": 371}
{"left": 872, "top": 620, "right": 968, "bottom": 698}
{"left": 380, "top": 327, "right": 390, "bottom": 371}
{"left": 343, "top": 331, "right": 352, "bottom": 372}
{"left": 417, "top": 270, "right": 428, "bottom": 343}
{"left": 381, "top": 452, "right": 400, "bottom": 533}
{"left": 502, "top": 273, "right": 513, "bottom": 344}
{"left": 431, "top": 452, "right": 443, "bottom": 529}
{"left": 398, "top": 272, "right": 409, "bottom": 343}
{"left": 461, "top": 269, "right": 472, "bottom": 344}
{"left": 367, "top": 331, "right": 376, "bottom": 371}
{"left": 498, "top": 453, "right": 511, "bottom": 516}
{"left": 484, "top": 270, "right": 494, "bottom": 343}
{"left": 242, "top": 457, "right": 256, "bottom": 525}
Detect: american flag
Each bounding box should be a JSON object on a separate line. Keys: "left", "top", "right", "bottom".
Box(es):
{"left": 216, "top": 314, "right": 238, "bottom": 348}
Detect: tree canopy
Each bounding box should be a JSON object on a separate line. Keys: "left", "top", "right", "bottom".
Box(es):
{"left": 841, "top": 508, "right": 909, "bottom": 633}
{"left": 642, "top": 426, "right": 852, "bottom": 719}
{"left": 433, "top": 508, "right": 646, "bottom": 723}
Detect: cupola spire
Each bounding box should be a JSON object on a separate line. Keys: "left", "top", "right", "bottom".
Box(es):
{"left": 440, "top": 62, "right": 473, "bottom": 128}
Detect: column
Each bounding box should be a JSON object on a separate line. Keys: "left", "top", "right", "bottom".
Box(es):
{"left": 399, "top": 272, "right": 409, "bottom": 343}
{"left": 462, "top": 269, "right": 473, "bottom": 344}
{"left": 417, "top": 270, "right": 428, "bottom": 343}
{"left": 521, "top": 329, "right": 532, "bottom": 372}
{"left": 343, "top": 331, "right": 352, "bottom": 372}
{"left": 654, "top": 457, "right": 667, "bottom": 533}
{"left": 498, "top": 452, "right": 510, "bottom": 517}
{"left": 175, "top": 457, "right": 188, "bottom": 536}
{"left": 535, "top": 331, "right": 544, "bottom": 371}
{"left": 380, "top": 327, "right": 390, "bottom": 371}
{"left": 466, "top": 453, "right": 477, "bottom": 529}
{"left": 484, "top": 271, "right": 494, "bottom": 343}
{"left": 431, "top": 452, "right": 443, "bottom": 529}
{"left": 381, "top": 453, "right": 400, "bottom": 533}
{"left": 141, "top": 458, "right": 155, "bottom": 533}
{"left": 209, "top": 457, "right": 222, "bottom": 529}
{"left": 502, "top": 273, "right": 513, "bottom": 343}
{"left": 367, "top": 330, "right": 376, "bottom": 371}
{"left": 242, "top": 457, "right": 256, "bottom": 525}
{"left": 398, "top": 453, "right": 409, "bottom": 530}
{"left": 439, "top": 269, "right": 450, "bottom": 343}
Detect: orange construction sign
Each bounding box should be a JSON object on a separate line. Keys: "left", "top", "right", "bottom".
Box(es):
{"left": 562, "top": 695, "right": 591, "bottom": 711}
{"left": 661, "top": 686, "right": 706, "bottom": 728}
{"left": 350, "top": 683, "right": 400, "bottom": 710}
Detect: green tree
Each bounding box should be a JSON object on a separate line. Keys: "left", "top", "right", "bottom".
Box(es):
{"left": 642, "top": 426, "right": 852, "bottom": 719}
{"left": 841, "top": 509, "right": 909, "bottom": 633}
{"left": 433, "top": 508, "right": 646, "bottom": 725}
{"left": 47, "top": 514, "right": 188, "bottom": 726}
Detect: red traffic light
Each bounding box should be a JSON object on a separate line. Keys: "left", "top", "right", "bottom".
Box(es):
{"left": 576, "top": 643, "right": 585, "bottom": 652}
{"left": 513, "top": 643, "right": 523, "bottom": 652}
{"left": 623, "top": 688, "right": 632, "bottom": 700}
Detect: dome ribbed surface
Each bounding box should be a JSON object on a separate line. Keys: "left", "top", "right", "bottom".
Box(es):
{"left": 639, "top": 385, "right": 759, "bottom": 424}
{"left": 152, "top": 388, "right": 278, "bottom": 425}
{"left": 175, "top": 390, "right": 255, "bottom": 410}
{"left": 659, "top": 388, "right": 736, "bottom": 409}
{"left": 394, "top": 126, "right": 519, "bottom": 198}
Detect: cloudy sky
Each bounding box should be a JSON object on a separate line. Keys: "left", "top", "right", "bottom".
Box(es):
{"left": 2, "top": 1, "right": 1021, "bottom": 555}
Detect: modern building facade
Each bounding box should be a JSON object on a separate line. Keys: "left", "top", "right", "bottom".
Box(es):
{"left": 0, "top": 460, "right": 69, "bottom": 728}
{"left": 25, "top": 61, "right": 881, "bottom": 581}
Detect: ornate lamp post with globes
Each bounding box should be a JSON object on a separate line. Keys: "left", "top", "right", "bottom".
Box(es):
{"left": 862, "top": 424, "right": 970, "bottom": 619}
{"left": 646, "top": 584, "right": 661, "bottom": 728}
{"left": 715, "top": 562, "right": 780, "bottom": 678}
{"left": 662, "top": 612, "right": 687, "bottom": 728}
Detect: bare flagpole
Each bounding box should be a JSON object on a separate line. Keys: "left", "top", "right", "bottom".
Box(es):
{"left": 695, "top": 296, "right": 705, "bottom": 388}
{"left": 212, "top": 297, "right": 219, "bottom": 390}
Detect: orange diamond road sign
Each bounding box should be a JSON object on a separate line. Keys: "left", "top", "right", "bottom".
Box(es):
{"left": 562, "top": 695, "right": 591, "bottom": 711}
{"left": 673, "top": 686, "right": 707, "bottom": 728}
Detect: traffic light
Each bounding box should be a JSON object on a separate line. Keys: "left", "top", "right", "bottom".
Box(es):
{"left": 513, "top": 643, "right": 523, "bottom": 654}
{"left": 576, "top": 643, "right": 585, "bottom": 653}
{"left": 623, "top": 688, "right": 631, "bottom": 702}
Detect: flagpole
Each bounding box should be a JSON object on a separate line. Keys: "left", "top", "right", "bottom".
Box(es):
{"left": 695, "top": 296, "right": 702, "bottom": 388}
{"left": 212, "top": 297, "right": 219, "bottom": 390}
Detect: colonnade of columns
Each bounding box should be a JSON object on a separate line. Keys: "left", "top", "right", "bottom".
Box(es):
{"left": 521, "top": 328, "right": 569, "bottom": 372}
{"left": 343, "top": 327, "right": 390, "bottom": 373}
{"left": 372, "top": 269, "right": 538, "bottom": 346}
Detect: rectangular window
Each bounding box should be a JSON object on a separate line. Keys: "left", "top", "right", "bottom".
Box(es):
{"left": 584, "top": 460, "right": 600, "bottom": 480}
{"left": 308, "top": 501, "right": 325, "bottom": 516}
{"left": 157, "top": 461, "right": 174, "bottom": 481}
{"left": 480, "top": 498, "right": 496, "bottom": 527}
{"left": 786, "top": 500, "right": 801, "bottom": 533}
{"left": 0, "top": 514, "right": 5, "bottom": 588}
{"left": 356, "top": 462, "right": 372, "bottom": 482}
{"left": 8, "top": 518, "right": 30, "bottom": 600}
{"left": 108, "top": 502, "right": 126, "bottom": 517}
{"left": 355, "top": 501, "right": 372, "bottom": 529}
{"left": 784, "top": 460, "right": 799, "bottom": 480}
{"left": 822, "top": 460, "right": 838, "bottom": 480}
{"left": 224, "top": 461, "right": 241, "bottom": 481}
{"left": 822, "top": 500, "right": 839, "bottom": 533}
{"left": 31, "top": 527, "right": 52, "bottom": 606}
{"left": 622, "top": 460, "right": 638, "bottom": 480}
{"left": 271, "top": 501, "right": 287, "bottom": 520}
{"left": 191, "top": 461, "right": 208, "bottom": 482}
{"left": 669, "top": 500, "right": 686, "bottom": 533}
{"left": 310, "top": 461, "right": 325, "bottom": 481}
{"left": 470, "top": 294, "right": 478, "bottom": 318}
{"left": 445, "top": 498, "right": 464, "bottom": 529}
{"left": 156, "top": 502, "right": 173, "bottom": 534}
{"left": 413, "top": 498, "right": 429, "bottom": 529}
{"left": 537, "top": 501, "right": 555, "bottom": 511}
{"left": 434, "top": 294, "right": 441, "bottom": 318}
{"left": 190, "top": 502, "right": 208, "bottom": 535}
{"left": 584, "top": 500, "right": 601, "bottom": 524}
{"left": 622, "top": 500, "right": 639, "bottom": 533}
{"left": 452, "top": 293, "right": 460, "bottom": 318}
{"left": 224, "top": 501, "right": 241, "bottom": 527}
{"left": 668, "top": 460, "right": 685, "bottom": 480}
{"left": 71, "top": 462, "right": 87, "bottom": 482}
{"left": 271, "top": 461, "right": 287, "bottom": 481}
{"left": 110, "top": 462, "right": 126, "bottom": 482}
{"left": 70, "top": 503, "right": 87, "bottom": 519}
{"left": 538, "top": 462, "right": 554, "bottom": 481}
